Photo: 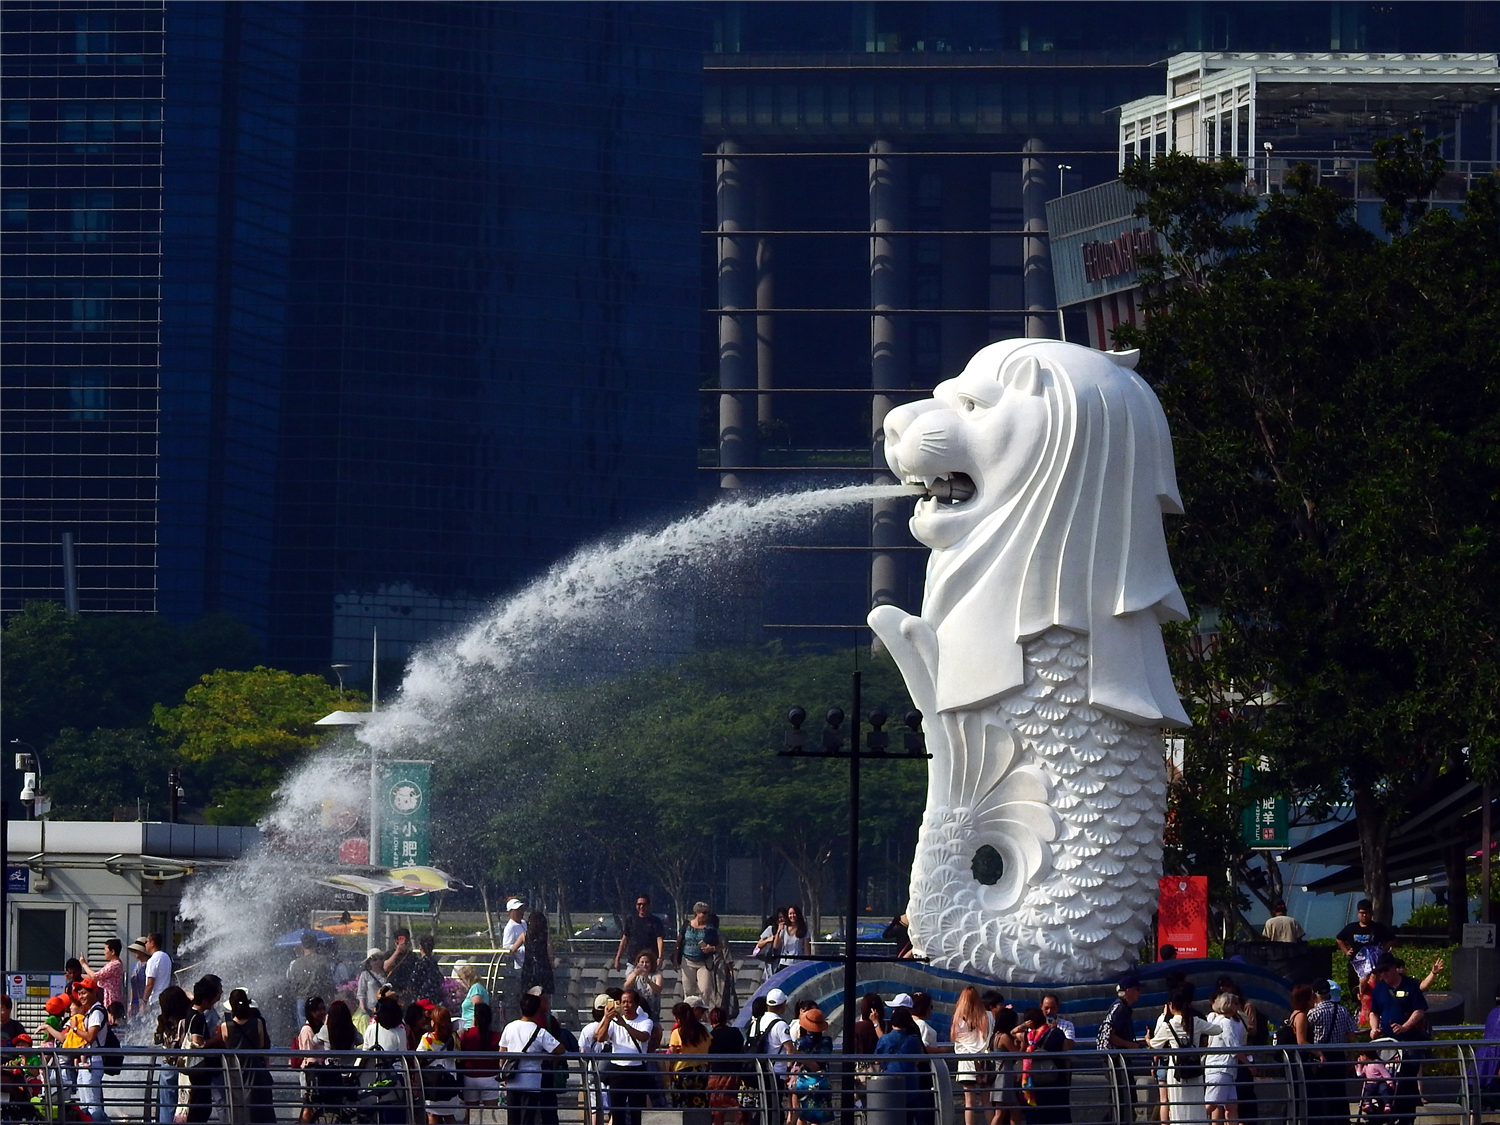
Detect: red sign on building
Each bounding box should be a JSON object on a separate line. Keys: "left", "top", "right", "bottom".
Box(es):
{"left": 1158, "top": 875, "right": 1209, "bottom": 959}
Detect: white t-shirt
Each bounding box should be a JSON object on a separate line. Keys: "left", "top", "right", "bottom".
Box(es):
{"left": 145, "top": 949, "right": 172, "bottom": 992}
{"left": 779, "top": 932, "right": 807, "bottom": 959}
{"left": 580, "top": 1020, "right": 606, "bottom": 1054}
{"left": 80, "top": 1005, "right": 107, "bottom": 1069}
{"left": 498, "top": 1018, "right": 561, "bottom": 1088}
{"left": 598, "top": 1012, "right": 653, "bottom": 1064}
{"left": 363, "top": 1021, "right": 406, "bottom": 1051}
{"left": 913, "top": 1017, "right": 938, "bottom": 1050}
{"left": 763, "top": 1014, "right": 793, "bottom": 1073}
{"left": 503, "top": 920, "right": 527, "bottom": 969}
{"left": 1050, "top": 1016, "right": 1076, "bottom": 1043}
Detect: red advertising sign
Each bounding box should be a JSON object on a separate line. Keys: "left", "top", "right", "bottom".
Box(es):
{"left": 1158, "top": 875, "right": 1209, "bottom": 959}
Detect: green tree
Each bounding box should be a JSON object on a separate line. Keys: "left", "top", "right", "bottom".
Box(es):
{"left": 154, "top": 667, "right": 364, "bottom": 823}
{"left": 43, "top": 727, "right": 168, "bottom": 821}
{"left": 1117, "top": 138, "right": 1500, "bottom": 924}
{"left": 451, "top": 643, "right": 924, "bottom": 929}
{"left": 1, "top": 601, "right": 262, "bottom": 748}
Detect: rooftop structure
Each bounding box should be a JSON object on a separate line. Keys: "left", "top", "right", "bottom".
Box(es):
{"left": 1119, "top": 51, "right": 1500, "bottom": 172}
{"left": 1045, "top": 51, "right": 1500, "bottom": 349}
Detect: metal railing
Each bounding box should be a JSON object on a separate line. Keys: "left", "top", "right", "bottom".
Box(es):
{"left": 4, "top": 1040, "right": 1499, "bottom": 1124}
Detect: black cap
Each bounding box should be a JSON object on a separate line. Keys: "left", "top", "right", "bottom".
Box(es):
{"left": 1373, "top": 953, "right": 1398, "bottom": 974}
{"left": 1119, "top": 975, "right": 1141, "bottom": 990}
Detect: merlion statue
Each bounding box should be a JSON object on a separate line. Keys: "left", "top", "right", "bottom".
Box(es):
{"left": 869, "top": 338, "right": 1190, "bottom": 983}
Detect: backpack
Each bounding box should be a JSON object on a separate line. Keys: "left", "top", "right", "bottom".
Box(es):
{"left": 1168, "top": 1020, "right": 1204, "bottom": 1082}
{"left": 87, "top": 1005, "right": 123, "bottom": 1076}
{"left": 794, "top": 1031, "right": 831, "bottom": 1056}
{"left": 746, "top": 1015, "right": 784, "bottom": 1055}
{"left": 793, "top": 1070, "right": 833, "bottom": 1124}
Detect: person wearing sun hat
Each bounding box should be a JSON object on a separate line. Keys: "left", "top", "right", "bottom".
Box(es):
{"left": 126, "top": 939, "right": 149, "bottom": 1017}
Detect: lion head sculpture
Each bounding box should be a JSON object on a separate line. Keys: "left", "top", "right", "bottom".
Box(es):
{"left": 883, "top": 339, "right": 1190, "bottom": 726}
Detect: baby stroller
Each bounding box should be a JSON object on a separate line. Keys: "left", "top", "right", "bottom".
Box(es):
{"left": 1355, "top": 1041, "right": 1402, "bottom": 1125}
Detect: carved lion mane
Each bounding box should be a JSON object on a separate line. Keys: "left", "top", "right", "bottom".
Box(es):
{"left": 883, "top": 339, "right": 1190, "bottom": 726}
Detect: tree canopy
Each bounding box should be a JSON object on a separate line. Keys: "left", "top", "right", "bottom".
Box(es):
{"left": 154, "top": 667, "right": 362, "bottom": 824}
{"left": 437, "top": 643, "right": 924, "bottom": 929}
{"left": 0, "top": 602, "right": 266, "bottom": 820}
{"left": 1117, "top": 139, "right": 1500, "bottom": 923}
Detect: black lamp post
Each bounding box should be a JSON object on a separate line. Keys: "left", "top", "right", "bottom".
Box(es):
{"left": 778, "top": 670, "right": 928, "bottom": 1054}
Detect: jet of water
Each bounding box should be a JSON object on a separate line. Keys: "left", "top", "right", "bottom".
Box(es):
{"left": 365, "top": 482, "right": 916, "bottom": 747}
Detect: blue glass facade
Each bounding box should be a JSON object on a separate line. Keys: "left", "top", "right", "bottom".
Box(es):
{"left": 5, "top": 1, "right": 703, "bottom": 668}
{"left": 2, "top": 1, "right": 165, "bottom": 614}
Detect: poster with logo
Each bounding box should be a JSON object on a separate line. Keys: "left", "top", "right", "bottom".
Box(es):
{"left": 381, "top": 760, "right": 432, "bottom": 912}
{"left": 1157, "top": 875, "right": 1209, "bottom": 959}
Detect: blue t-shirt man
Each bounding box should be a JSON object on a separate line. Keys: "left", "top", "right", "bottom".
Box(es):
{"left": 1370, "top": 955, "right": 1427, "bottom": 1040}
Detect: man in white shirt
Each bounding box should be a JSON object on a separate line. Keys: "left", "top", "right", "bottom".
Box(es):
{"left": 1262, "top": 901, "right": 1306, "bottom": 942}
{"left": 500, "top": 992, "right": 565, "bottom": 1123}
{"left": 752, "top": 989, "right": 793, "bottom": 1073}
{"left": 592, "top": 989, "right": 653, "bottom": 1125}
{"left": 141, "top": 932, "right": 172, "bottom": 1009}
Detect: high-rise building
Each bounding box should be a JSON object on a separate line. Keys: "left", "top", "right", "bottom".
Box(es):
{"left": 3, "top": 1, "right": 704, "bottom": 672}
{"left": 2, "top": 1, "right": 165, "bottom": 615}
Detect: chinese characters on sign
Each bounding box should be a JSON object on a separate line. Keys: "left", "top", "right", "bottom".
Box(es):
{"left": 382, "top": 760, "right": 432, "bottom": 912}
{"left": 1240, "top": 763, "right": 1288, "bottom": 849}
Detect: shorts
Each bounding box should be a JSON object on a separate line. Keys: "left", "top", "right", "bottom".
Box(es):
{"left": 957, "top": 1055, "right": 992, "bottom": 1087}
{"left": 463, "top": 1074, "right": 503, "bottom": 1105}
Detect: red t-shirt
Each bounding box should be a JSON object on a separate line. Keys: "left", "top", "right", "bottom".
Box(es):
{"left": 458, "top": 1027, "right": 502, "bottom": 1077}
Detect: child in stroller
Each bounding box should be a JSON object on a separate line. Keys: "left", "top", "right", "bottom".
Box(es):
{"left": 1355, "top": 1047, "right": 1397, "bottom": 1123}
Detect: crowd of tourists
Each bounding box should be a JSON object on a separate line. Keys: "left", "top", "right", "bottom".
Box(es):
{"left": 0, "top": 895, "right": 1472, "bottom": 1125}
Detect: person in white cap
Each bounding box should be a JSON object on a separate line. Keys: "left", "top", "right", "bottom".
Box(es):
{"left": 752, "top": 989, "right": 794, "bottom": 1078}
{"left": 504, "top": 898, "right": 528, "bottom": 969}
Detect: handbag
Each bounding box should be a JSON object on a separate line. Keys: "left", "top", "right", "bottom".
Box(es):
{"left": 498, "top": 1023, "right": 543, "bottom": 1085}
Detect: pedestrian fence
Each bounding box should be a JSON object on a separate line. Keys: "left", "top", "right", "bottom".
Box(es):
{"left": 6, "top": 1041, "right": 1500, "bottom": 1124}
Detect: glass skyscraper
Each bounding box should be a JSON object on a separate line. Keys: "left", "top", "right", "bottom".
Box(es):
{"left": 2, "top": 1, "right": 165, "bottom": 614}
{"left": 4, "top": 1, "right": 704, "bottom": 670}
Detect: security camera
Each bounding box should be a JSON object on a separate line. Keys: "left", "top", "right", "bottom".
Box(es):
{"left": 19, "top": 773, "right": 37, "bottom": 802}
{"left": 1263, "top": 141, "right": 1273, "bottom": 151}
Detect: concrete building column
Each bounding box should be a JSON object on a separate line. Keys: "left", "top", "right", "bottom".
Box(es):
{"left": 870, "top": 140, "right": 907, "bottom": 625}
{"left": 755, "top": 173, "right": 775, "bottom": 429}
{"left": 717, "top": 140, "right": 756, "bottom": 487}
{"left": 1021, "top": 137, "right": 1057, "bottom": 339}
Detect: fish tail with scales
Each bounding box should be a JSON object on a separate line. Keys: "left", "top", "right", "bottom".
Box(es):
{"left": 905, "top": 627, "right": 1167, "bottom": 982}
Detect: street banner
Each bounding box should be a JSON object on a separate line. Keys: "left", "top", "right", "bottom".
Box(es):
{"left": 380, "top": 760, "right": 432, "bottom": 911}
{"left": 1158, "top": 875, "right": 1209, "bottom": 959}
{"left": 1240, "top": 763, "right": 1289, "bottom": 849}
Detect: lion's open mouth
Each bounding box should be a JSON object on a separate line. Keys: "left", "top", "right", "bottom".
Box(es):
{"left": 910, "top": 472, "right": 977, "bottom": 507}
